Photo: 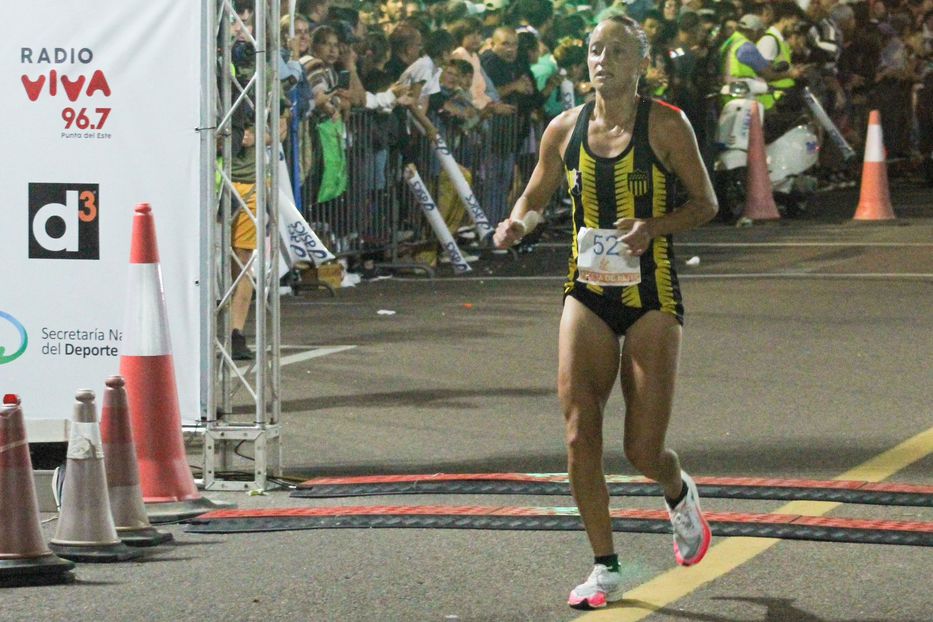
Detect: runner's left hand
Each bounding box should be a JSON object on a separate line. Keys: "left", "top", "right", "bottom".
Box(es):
{"left": 614, "top": 218, "right": 652, "bottom": 257}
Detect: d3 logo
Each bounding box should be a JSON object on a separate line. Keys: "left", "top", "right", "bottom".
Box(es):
{"left": 28, "top": 183, "right": 99, "bottom": 259}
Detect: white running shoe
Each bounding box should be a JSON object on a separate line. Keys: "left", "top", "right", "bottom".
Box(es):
{"left": 567, "top": 563, "right": 623, "bottom": 610}
{"left": 666, "top": 471, "right": 712, "bottom": 566}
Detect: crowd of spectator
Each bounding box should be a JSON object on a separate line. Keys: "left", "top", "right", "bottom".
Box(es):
{"left": 226, "top": 0, "right": 933, "bottom": 268}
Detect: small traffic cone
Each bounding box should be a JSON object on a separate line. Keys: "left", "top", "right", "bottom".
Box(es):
{"left": 119, "top": 203, "right": 232, "bottom": 523}
{"left": 742, "top": 102, "right": 780, "bottom": 221}
{"left": 0, "top": 395, "right": 75, "bottom": 587}
{"left": 49, "top": 390, "right": 142, "bottom": 562}
{"left": 853, "top": 110, "right": 895, "bottom": 220}
{"left": 100, "top": 376, "right": 173, "bottom": 547}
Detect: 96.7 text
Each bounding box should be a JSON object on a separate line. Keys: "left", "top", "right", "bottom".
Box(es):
{"left": 62, "top": 107, "right": 110, "bottom": 130}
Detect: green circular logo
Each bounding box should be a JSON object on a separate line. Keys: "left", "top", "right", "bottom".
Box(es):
{"left": 0, "top": 312, "right": 28, "bottom": 365}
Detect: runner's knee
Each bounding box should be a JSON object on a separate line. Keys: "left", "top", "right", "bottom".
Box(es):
{"left": 563, "top": 402, "right": 603, "bottom": 454}
{"left": 566, "top": 424, "right": 602, "bottom": 456}
{"left": 623, "top": 441, "right": 665, "bottom": 476}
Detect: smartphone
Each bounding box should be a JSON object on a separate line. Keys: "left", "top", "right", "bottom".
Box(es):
{"left": 336, "top": 69, "right": 350, "bottom": 90}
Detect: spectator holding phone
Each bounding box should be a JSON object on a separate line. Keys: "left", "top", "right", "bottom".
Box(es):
{"left": 307, "top": 25, "right": 348, "bottom": 119}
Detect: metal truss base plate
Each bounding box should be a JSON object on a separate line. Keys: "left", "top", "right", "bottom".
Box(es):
{"left": 202, "top": 424, "right": 282, "bottom": 492}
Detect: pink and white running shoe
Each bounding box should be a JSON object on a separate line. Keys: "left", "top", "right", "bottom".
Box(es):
{"left": 567, "top": 563, "right": 623, "bottom": 610}
{"left": 666, "top": 471, "right": 712, "bottom": 566}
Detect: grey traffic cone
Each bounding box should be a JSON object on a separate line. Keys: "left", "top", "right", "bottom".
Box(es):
{"left": 100, "top": 376, "right": 173, "bottom": 547}
{"left": 0, "top": 394, "right": 75, "bottom": 586}
{"left": 48, "top": 390, "right": 143, "bottom": 562}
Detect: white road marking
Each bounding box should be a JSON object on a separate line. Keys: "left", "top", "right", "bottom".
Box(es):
{"left": 237, "top": 345, "right": 356, "bottom": 373}
{"left": 281, "top": 346, "right": 356, "bottom": 366}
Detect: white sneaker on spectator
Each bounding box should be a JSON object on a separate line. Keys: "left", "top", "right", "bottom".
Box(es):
{"left": 567, "top": 564, "right": 623, "bottom": 610}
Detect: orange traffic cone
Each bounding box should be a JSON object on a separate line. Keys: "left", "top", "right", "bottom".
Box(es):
{"left": 100, "top": 376, "right": 173, "bottom": 547}
{"left": 49, "top": 390, "right": 142, "bottom": 562}
{"left": 0, "top": 395, "right": 75, "bottom": 586}
{"left": 119, "top": 203, "right": 231, "bottom": 523}
{"left": 742, "top": 102, "right": 780, "bottom": 221}
{"left": 853, "top": 110, "right": 895, "bottom": 220}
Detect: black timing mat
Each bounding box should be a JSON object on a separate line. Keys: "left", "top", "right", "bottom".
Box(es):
{"left": 184, "top": 506, "right": 933, "bottom": 546}
{"left": 291, "top": 473, "right": 933, "bottom": 507}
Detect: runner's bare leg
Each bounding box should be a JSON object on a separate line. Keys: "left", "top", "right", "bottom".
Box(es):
{"left": 558, "top": 296, "right": 621, "bottom": 556}
{"left": 620, "top": 310, "right": 684, "bottom": 499}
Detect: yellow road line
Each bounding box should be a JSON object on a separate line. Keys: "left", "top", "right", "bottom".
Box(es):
{"left": 578, "top": 425, "right": 933, "bottom": 621}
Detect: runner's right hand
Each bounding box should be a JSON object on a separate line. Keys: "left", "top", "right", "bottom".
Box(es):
{"left": 493, "top": 218, "right": 525, "bottom": 249}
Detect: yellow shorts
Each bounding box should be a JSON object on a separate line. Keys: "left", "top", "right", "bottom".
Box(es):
{"left": 232, "top": 181, "right": 257, "bottom": 250}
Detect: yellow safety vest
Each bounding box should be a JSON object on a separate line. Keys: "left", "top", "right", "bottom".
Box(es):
{"left": 721, "top": 32, "right": 758, "bottom": 82}
{"left": 759, "top": 27, "right": 794, "bottom": 109}
{"left": 720, "top": 32, "right": 763, "bottom": 107}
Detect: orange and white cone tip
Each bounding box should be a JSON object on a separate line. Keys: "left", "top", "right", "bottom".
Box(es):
{"left": 853, "top": 110, "right": 895, "bottom": 221}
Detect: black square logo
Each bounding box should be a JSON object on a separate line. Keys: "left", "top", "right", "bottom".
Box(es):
{"left": 28, "top": 183, "right": 99, "bottom": 259}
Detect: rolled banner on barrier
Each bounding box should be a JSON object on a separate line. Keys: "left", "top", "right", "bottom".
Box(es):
{"left": 403, "top": 164, "right": 472, "bottom": 274}
{"left": 428, "top": 134, "right": 494, "bottom": 241}
{"left": 559, "top": 70, "right": 575, "bottom": 111}
{"left": 276, "top": 152, "right": 335, "bottom": 267}
{"left": 802, "top": 87, "right": 855, "bottom": 162}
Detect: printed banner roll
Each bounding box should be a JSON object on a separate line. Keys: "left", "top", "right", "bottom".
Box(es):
{"left": 276, "top": 150, "right": 335, "bottom": 267}
{"left": 802, "top": 87, "right": 855, "bottom": 161}
{"left": 403, "top": 164, "right": 472, "bottom": 274}
{"left": 428, "top": 134, "right": 494, "bottom": 241}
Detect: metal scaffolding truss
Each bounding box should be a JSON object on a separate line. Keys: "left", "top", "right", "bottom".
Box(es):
{"left": 197, "top": 0, "right": 282, "bottom": 490}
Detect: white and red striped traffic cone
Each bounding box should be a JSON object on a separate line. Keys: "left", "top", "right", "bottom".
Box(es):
{"left": 119, "top": 203, "right": 231, "bottom": 523}
{"left": 853, "top": 110, "right": 895, "bottom": 220}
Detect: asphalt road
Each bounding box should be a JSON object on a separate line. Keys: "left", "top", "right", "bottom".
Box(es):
{"left": 12, "top": 181, "right": 933, "bottom": 622}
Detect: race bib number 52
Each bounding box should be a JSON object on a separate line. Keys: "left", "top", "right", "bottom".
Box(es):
{"left": 576, "top": 227, "right": 641, "bottom": 286}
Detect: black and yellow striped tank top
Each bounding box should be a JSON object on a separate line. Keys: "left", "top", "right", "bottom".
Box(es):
{"left": 562, "top": 97, "right": 683, "bottom": 320}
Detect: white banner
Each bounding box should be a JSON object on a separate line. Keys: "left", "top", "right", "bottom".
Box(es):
{"left": 403, "top": 164, "right": 472, "bottom": 274}
{"left": 0, "top": 1, "right": 202, "bottom": 439}
{"left": 276, "top": 148, "right": 335, "bottom": 268}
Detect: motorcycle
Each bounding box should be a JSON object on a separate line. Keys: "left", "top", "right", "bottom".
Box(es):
{"left": 713, "top": 76, "right": 854, "bottom": 220}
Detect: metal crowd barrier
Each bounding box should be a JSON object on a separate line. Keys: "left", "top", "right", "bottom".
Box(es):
{"left": 286, "top": 107, "right": 570, "bottom": 275}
